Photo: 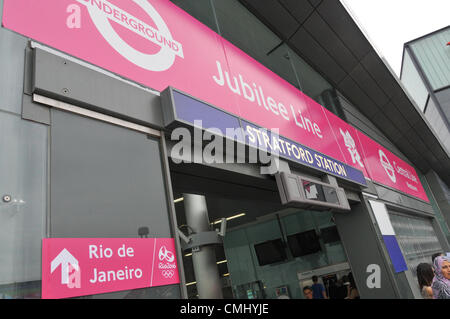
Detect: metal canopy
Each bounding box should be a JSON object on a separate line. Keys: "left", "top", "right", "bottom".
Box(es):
{"left": 239, "top": 0, "right": 450, "bottom": 184}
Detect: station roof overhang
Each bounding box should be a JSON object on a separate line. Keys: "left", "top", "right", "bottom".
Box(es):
{"left": 239, "top": 0, "right": 450, "bottom": 185}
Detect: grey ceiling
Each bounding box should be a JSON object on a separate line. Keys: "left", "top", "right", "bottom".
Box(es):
{"left": 239, "top": 0, "right": 450, "bottom": 185}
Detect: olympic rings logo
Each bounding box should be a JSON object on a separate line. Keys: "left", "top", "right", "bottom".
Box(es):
{"left": 161, "top": 270, "right": 175, "bottom": 279}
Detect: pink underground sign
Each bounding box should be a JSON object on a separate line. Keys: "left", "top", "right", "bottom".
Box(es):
{"left": 41, "top": 238, "right": 180, "bottom": 299}
{"left": 2, "top": 0, "right": 428, "bottom": 202}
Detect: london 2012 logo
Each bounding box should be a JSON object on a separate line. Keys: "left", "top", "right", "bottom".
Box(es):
{"left": 340, "top": 128, "right": 364, "bottom": 168}
{"left": 379, "top": 149, "right": 396, "bottom": 183}
{"left": 158, "top": 245, "right": 176, "bottom": 279}
{"left": 75, "top": 0, "right": 184, "bottom": 71}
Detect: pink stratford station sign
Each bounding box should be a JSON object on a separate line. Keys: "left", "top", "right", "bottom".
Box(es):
{"left": 41, "top": 238, "right": 179, "bottom": 299}
{"left": 2, "top": 0, "right": 429, "bottom": 202}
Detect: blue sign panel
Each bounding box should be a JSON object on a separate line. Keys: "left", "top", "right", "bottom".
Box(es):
{"left": 382, "top": 235, "right": 408, "bottom": 273}
{"left": 168, "top": 89, "right": 366, "bottom": 186}
{"left": 241, "top": 120, "right": 366, "bottom": 186}
{"left": 171, "top": 90, "right": 244, "bottom": 142}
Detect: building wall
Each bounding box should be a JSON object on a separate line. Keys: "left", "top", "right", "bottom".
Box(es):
{"left": 0, "top": 0, "right": 448, "bottom": 299}
{"left": 400, "top": 50, "right": 429, "bottom": 112}
{"left": 0, "top": 0, "right": 180, "bottom": 298}
{"left": 401, "top": 27, "right": 450, "bottom": 156}
{"left": 409, "top": 28, "right": 450, "bottom": 92}
{"left": 401, "top": 27, "right": 450, "bottom": 237}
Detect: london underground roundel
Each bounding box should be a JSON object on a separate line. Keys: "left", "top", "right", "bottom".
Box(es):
{"left": 379, "top": 149, "right": 396, "bottom": 183}
{"left": 83, "top": 0, "right": 183, "bottom": 71}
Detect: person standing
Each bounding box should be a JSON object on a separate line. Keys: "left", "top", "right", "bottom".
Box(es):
{"left": 341, "top": 275, "right": 350, "bottom": 298}
{"left": 336, "top": 277, "right": 349, "bottom": 299}
{"left": 303, "top": 286, "right": 314, "bottom": 299}
{"left": 416, "top": 263, "right": 434, "bottom": 299}
{"left": 431, "top": 256, "right": 450, "bottom": 299}
{"left": 311, "top": 276, "right": 328, "bottom": 299}
{"left": 347, "top": 272, "right": 360, "bottom": 299}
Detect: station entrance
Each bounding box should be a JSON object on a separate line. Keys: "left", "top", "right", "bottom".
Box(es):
{"left": 170, "top": 162, "right": 357, "bottom": 299}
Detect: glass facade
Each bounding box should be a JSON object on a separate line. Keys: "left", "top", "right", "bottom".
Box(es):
{"left": 170, "top": 0, "right": 218, "bottom": 33}
{"left": 400, "top": 50, "right": 429, "bottom": 112}
{"left": 224, "top": 209, "right": 347, "bottom": 299}
{"left": 401, "top": 28, "right": 450, "bottom": 156}
{"left": 409, "top": 28, "right": 450, "bottom": 92}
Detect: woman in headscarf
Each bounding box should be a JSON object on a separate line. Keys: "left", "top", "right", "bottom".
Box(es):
{"left": 431, "top": 255, "right": 450, "bottom": 299}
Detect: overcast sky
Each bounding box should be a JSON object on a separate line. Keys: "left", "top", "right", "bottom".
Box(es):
{"left": 341, "top": 0, "right": 450, "bottom": 76}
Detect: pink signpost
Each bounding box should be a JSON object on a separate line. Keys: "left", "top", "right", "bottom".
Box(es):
{"left": 41, "top": 238, "right": 179, "bottom": 299}
{"left": 2, "top": 0, "right": 429, "bottom": 203}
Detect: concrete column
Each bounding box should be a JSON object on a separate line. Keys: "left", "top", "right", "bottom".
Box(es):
{"left": 183, "top": 193, "right": 223, "bottom": 299}
{"left": 332, "top": 199, "right": 402, "bottom": 298}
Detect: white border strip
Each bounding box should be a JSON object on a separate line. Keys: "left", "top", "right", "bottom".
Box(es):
{"left": 362, "top": 191, "right": 378, "bottom": 199}
{"left": 369, "top": 200, "right": 396, "bottom": 236}
{"left": 33, "top": 94, "right": 161, "bottom": 137}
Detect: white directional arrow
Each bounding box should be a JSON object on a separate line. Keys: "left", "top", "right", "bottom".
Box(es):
{"left": 51, "top": 249, "right": 79, "bottom": 285}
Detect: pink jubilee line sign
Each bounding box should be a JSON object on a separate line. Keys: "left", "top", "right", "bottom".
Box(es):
{"left": 2, "top": 0, "right": 428, "bottom": 202}
{"left": 41, "top": 238, "right": 179, "bottom": 299}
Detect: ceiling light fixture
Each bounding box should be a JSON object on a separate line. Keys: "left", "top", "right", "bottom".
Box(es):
{"left": 212, "top": 213, "right": 246, "bottom": 225}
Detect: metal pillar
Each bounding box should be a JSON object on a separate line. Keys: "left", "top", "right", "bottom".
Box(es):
{"left": 183, "top": 193, "right": 223, "bottom": 299}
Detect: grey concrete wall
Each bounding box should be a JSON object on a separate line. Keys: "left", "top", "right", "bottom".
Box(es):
{"left": 372, "top": 183, "right": 434, "bottom": 215}
{"left": 0, "top": 0, "right": 29, "bottom": 115}
{"left": 332, "top": 199, "right": 401, "bottom": 298}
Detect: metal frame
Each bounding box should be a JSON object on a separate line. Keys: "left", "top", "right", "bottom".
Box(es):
{"left": 30, "top": 41, "right": 160, "bottom": 96}
{"left": 160, "top": 132, "right": 188, "bottom": 299}
{"left": 275, "top": 171, "right": 350, "bottom": 212}
{"left": 33, "top": 94, "right": 161, "bottom": 137}
{"left": 405, "top": 45, "right": 450, "bottom": 133}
